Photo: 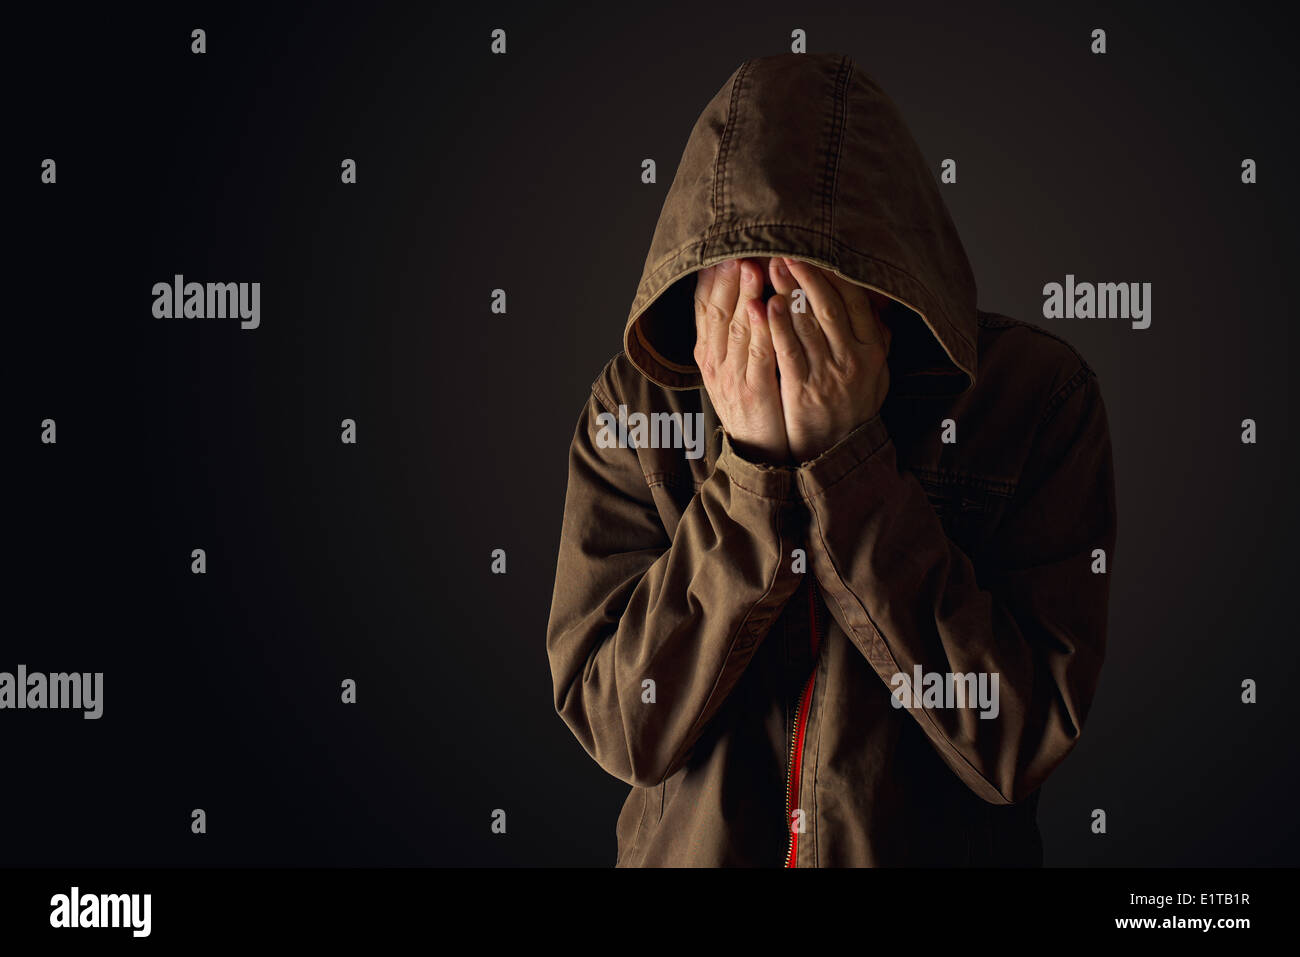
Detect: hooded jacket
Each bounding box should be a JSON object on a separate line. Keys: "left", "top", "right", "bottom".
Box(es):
{"left": 546, "top": 52, "right": 1118, "bottom": 866}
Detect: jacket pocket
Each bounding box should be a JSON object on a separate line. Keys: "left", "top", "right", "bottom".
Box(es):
{"left": 913, "top": 471, "right": 1013, "bottom": 558}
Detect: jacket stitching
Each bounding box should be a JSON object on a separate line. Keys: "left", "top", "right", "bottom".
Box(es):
{"left": 911, "top": 467, "right": 1017, "bottom": 497}
{"left": 631, "top": 321, "right": 698, "bottom": 374}
{"left": 590, "top": 374, "right": 619, "bottom": 419}
{"left": 627, "top": 786, "right": 650, "bottom": 865}
{"left": 633, "top": 227, "right": 975, "bottom": 356}
{"left": 644, "top": 471, "right": 700, "bottom": 491}
{"left": 822, "top": 55, "right": 852, "bottom": 243}
{"left": 705, "top": 59, "right": 752, "bottom": 263}
{"left": 979, "top": 310, "right": 1099, "bottom": 377}
{"left": 719, "top": 456, "right": 797, "bottom": 502}
{"left": 1037, "top": 365, "right": 1094, "bottom": 431}
{"left": 643, "top": 225, "right": 936, "bottom": 301}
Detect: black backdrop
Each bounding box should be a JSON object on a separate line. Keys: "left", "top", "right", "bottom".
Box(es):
{"left": 8, "top": 0, "right": 1297, "bottom": 866}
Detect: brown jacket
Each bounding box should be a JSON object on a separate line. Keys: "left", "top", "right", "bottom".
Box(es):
{"left": 546, "top": 52, "right": 1118, "bottom": 866}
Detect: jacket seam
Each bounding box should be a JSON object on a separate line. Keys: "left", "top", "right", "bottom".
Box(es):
{"left": 627, "top": 786, "right": 650, "bottom": 865}
{"left": 634, "top": 226, "right": 976, "bottom": 357}
{"left": 590, "top": 366, "right": 620, "bottom": 418}
{"left": 978, "top": 311, "right": 1100, "bottom": 377}
{"left": 704, "top": 59, "right": 753, "bottom": 263}
{"left": 911, "top": 466, "right": 1017, "bottom": 497}
{"left": 718, "top": 442, "right": 799, "bottom": 501}
{"left": 821, "top": 55, "right": 852, "bottom": 242}
{"left": 644, "top": 224, "right": 927, "bottom": 299}
{"left": 644, "top": 471, "right": 700, "bottom": 491}
{"left": 1037, "top": 364, "right": 1094, "bottom": 432}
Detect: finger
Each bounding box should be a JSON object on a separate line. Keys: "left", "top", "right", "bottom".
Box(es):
{"left": 768, "top": 255, "right": 799, "bottom": 297}
{"left": 737, "top": 257, "right": 768, "bottom": 310}
{"left": 744, "top": 297, "right": 778, "bottom": 391}
{"left": 723, "top": 259, "right": 766, "bottom": 374}
{"left": 778, "top": 259, "right": 830, "bottom": 367}
{"left": 702, "top": 258, "right": 741, "bottom": 364}
{"left": 782, "top": 257, "right": 854, "bottom": 361}
{"left": 766, "top": 294, "right": 808, "bottom": 382}
{"left": 824, "top": 272, "right": 883, "bottom": 346}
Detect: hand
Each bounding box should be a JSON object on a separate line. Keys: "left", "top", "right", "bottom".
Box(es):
{"left": 693, "top": 258, "right": 791, "bottom": 464}
{"left": 765, "top": 256, "right": 892, "bottom": 462}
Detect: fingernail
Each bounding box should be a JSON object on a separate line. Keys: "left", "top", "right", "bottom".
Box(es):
{"left": 774, "top": 258, "right": 789, "bottom": 279}
{"left": 771, "top": 297, "right": 786, "bottom": 315}
{"left": 720, "top": 259, "right": 739, "bottom": 273}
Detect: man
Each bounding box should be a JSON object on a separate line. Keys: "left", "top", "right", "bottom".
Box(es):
{"left": 545, "top": 52, "right": 1117, "bottom": 866}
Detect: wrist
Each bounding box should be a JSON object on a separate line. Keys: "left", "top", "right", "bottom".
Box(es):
{"left": 729, "top": 435, "right": 792, "bottom": 467}
{"left": 798, "top": 414, "right": 892, "bottom": 492}
{"left": 792, "top": 413, "right": 882, "bottom": 464}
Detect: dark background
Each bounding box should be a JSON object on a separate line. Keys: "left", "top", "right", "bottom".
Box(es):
{"left": 7, "top": 0, "right": 1296, "bottom": 866}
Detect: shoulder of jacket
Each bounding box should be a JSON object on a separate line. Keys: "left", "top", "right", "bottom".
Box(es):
{"left": 590, "top": 351, "right": 669, "bottom": 414}
{"left": 976, "top": 310, "right": 1100, "bottom": 426}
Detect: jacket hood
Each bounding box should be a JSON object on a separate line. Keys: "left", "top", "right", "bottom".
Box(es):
{"left": 624, "top": 52, "right": 978, "bottom": 397}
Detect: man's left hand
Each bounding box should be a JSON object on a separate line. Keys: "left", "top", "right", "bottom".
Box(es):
{"left": 765, "top": 256, "right": 892, "bottom": 462}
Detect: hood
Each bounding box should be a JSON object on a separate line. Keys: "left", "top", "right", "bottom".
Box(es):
{"left": 624, "top": 52, "right": 978, "bottom": 397}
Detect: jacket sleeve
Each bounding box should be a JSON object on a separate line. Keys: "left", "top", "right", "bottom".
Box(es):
{"left": 796, "top": 365, "right": 1117, "bottom": 805}
{"left": 546, "top": 379, "right": 804, "bottom": 788}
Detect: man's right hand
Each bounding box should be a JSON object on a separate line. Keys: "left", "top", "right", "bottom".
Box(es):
{"left": 693, "top": 258, "right": 791, "bottom": 465}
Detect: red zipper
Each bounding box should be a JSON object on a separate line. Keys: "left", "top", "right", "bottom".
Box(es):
{"left": 784, "top": 577, "right": 823, "bottom": 867}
